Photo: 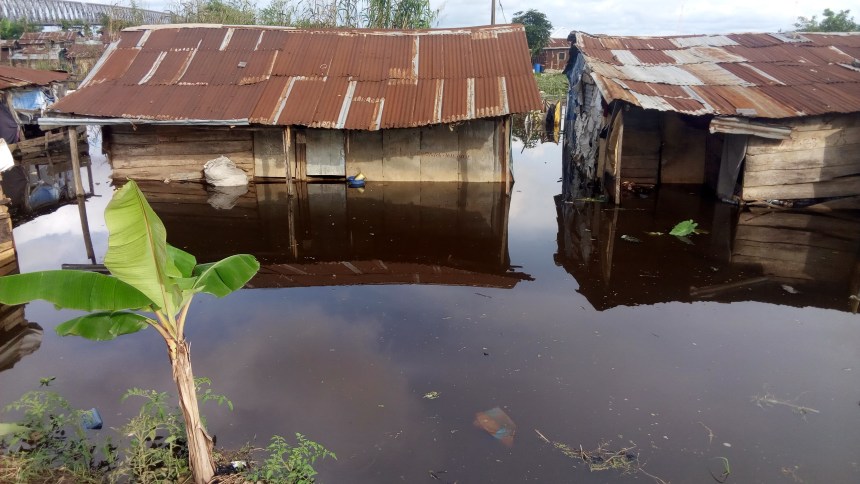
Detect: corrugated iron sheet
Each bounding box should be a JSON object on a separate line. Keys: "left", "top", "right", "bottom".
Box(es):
{"left": 0, "top": 65, "right": 68, "bottom": 90}
{"left": 574, "top": 30, "right": 860, "bottom": 119}
{"left": 50, "top": 24, "right": 542, "bottom": 129}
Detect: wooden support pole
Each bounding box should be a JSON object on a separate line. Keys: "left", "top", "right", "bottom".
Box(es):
{"left": 67, "top": 126, "right": 85, "bottom": 198}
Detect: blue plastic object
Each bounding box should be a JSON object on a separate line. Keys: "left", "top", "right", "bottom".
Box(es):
{"left": 534, "top": 63, "right": 542, "bottom": 73}
{"left": 348, "top": 179, "right": 365, "bottom": 188}
{"left": 82, "top": 408, "right": 103, "bottom": 430}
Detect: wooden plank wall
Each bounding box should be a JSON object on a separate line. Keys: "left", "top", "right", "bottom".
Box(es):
{"left": 620, "top": 107, "right": 661, "bottom": 184}
{"left": 106, "top": 125, "right": 254, "bottom": 181}
{"left": 732, "top": 209, "right": 860, "bottom": 282}
{"left": 743, "top": 114, "right": 860, "bottom": 200}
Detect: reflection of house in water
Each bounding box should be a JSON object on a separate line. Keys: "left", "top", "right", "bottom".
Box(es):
{"left": 555, "top": 188, "right": 860, "bottom": 313}
{"left": 138, "top": 181, "right": 531, "bottom": 289}
{"left": 0, "top": 180, "right": 42, "bottom": 373}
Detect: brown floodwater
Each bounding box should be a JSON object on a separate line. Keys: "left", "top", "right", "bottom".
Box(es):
{"left": 1, "top": 137, "right": 859, "bottom": 483}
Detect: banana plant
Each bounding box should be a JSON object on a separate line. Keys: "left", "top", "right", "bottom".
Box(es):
{"left": 0, "top": 180, "right": 259, "bottom": 484}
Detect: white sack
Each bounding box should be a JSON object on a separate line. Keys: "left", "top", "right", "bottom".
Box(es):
{"left": 203, "top": 155, "right": 248, "bottom": 187}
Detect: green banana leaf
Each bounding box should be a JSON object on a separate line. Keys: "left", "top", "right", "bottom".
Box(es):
{"left": 192, "top": 255, "right": 260, "bottom": 298}
{"left": 56, "top": 311, "right": 150, "bottom": 341}
{"left": 168, "top": 244, "right": 197, "bottom": 278}
{"left": 103, "top": 180, "right": 181, "bottom": 312}
{"left": 0, "top": 271, "right": 152, "bottom": 310}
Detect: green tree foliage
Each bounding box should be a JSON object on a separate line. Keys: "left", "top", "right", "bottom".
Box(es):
{"left": 0, "top": 18, "right": 37, "bottom": 40}
{"left": 795, "top": 8, "right": 859, "bottom": 31}
{"left": 365, "top": 0, "right": 438, "bottom": 29}
{"left": 171, "top": 0, "right": 257, "bottom": 24}
{"left": 259, "top": 0, "right": 299, "bottom": 25}
{"left": 512, "top": 9, "right": 553, "bottom": 58}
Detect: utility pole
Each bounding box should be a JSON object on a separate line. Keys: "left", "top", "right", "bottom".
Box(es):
{"left": 491, "top": 0, "right": 495, "bottom": 25}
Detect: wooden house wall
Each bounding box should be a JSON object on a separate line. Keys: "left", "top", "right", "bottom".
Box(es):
{"left": 293, "top": 119, "right": 508, "bottom": 183}
{"left": 107, "top": 118, "right": 510, "bottom": 183}
{"left": 742, "top": 114, "right": 860, "bottom": 201}
{"left": 105, "top": 125, "right": 256, "bottom": 181}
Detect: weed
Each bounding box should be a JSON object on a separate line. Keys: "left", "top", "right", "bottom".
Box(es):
{"left": 246, "top": 433, "right": 337, "bottom": 484}
{"left": 113, "top": 378, "right": 233, "bottom": 483}
{"left": 1, "top": 386, "right": 116, "bottom": 483}
{"left": 534, "top": 73, "right": 569, "bottom": 100}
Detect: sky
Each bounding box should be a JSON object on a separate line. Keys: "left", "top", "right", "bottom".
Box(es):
{"left": 108, "top": 0, "right": 859, "bottom": 37}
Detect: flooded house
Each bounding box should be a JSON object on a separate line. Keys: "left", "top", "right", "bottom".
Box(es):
{"left": 0, "top": 65, "right": 89, "bottom": 213}
{"left": 562, "top": 31, "right": 860, "bottom": 206}
{"left": 42, "top": 23, "right": 542, "bottom": 186}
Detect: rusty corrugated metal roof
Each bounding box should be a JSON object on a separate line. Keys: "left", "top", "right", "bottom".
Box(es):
{"left": 545, "top": 38, "right": 569, "bottom": 50}
{"left": 573, "top": 30, "right": 860, "bottom": 118}
{"left": 49, "top": 24, "right": 542, "bottom": 129}
{"left": 17, "top": 31, "right": 78, "bottom": 45}
{"left": 0, "top": 65, "right": 69, "bottom": 90}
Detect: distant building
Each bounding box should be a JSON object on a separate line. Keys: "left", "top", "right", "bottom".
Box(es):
{"left": 12, "top": 31, "right": 78, "bottom": 66}
{"left": 562, "top": 31, "right": 860, "bottom": 206}
{"left": 535, "top": 38, "right": 569, "bottom": 71}
{"left": 44, "top": 24, "right": 543, "bottom": 185}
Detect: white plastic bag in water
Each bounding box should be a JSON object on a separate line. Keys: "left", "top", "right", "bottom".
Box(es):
{"left": 203, "top": 155, "right": 248, "bottom": 187}
{"left": 0, "top": 139, "right": 14, "bottom": 172}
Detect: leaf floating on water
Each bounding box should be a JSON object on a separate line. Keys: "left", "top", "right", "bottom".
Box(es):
{"left": 620, "top": 235, "right": 641, "bottom": 243}
{"left": 669, "top": 219, "right": 698, "bottom": 237}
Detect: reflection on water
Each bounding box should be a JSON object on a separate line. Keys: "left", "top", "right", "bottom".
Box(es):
{"left": 136, "top": 180, "right": 532, "bottom": 288}
{"left": 555, "top": 187, "right": 860, "bottom": 313}
{"left": 1, "top": 136, "right": 860, "bottom": 483}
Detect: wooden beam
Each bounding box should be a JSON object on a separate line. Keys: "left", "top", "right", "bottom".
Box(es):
{"left": 742, "top": 176, "right": 860, "bottom": 200}
{"left": 67, "top": 127, "right": 85, "bottom": 198}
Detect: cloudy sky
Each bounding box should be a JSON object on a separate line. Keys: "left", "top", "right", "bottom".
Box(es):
{"left": 104, "top": 0, "right": 856, "bottom": 36}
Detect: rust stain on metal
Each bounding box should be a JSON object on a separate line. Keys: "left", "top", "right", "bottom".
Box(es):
{"left": 573, "top": 30, "right": 860, "bottom": 118}
{"left": 51, "top": 24, "right": 540, "bottom": 129}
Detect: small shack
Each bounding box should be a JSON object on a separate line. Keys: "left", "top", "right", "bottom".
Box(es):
{"left": 536, "top": 38, "right": 570, "bottom": 71}
{"left": 562, "top": 31, "right": 860, "bottom": 206}
{"left": 43, "top": 23, "right": 542, "bottom": 184}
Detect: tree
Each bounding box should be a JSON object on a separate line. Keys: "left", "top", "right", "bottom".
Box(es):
{"left": 365, "top": 0, "right": 438, "bottom": 29}
{"left": 513, "top": 9, "right": 553, "bottom": 59}
{"left": 795, "top": 8, "right": 859, "bottom": 32}
{"left": 0, "top": 180, "right": 260, "bottom": 484}
{"left": 259, "top": 0, "right": 299, "bottom": 26}
{"left": 171, "top": 0, "right": 257, "bottom": 24}
{"left": 0, "top": 18, "right": 37, "bottom": 40}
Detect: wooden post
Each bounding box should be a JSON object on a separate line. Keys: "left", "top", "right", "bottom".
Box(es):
{"left": 67, "top": 126, "right": 85, "bottom": 198}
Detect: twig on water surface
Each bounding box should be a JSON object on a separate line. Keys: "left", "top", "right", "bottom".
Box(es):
{"left": 752, "top": 391, "right": 820, "bottom": 419}
{"left": 533, "top": 429, "right": 669, "bottom": 483}
{"left": 697, "top": 421, "right": 715, "bottom": 446}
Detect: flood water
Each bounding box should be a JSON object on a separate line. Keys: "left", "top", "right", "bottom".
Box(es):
{"left": 2, "top": 134, "right": 860, "bottom": 483}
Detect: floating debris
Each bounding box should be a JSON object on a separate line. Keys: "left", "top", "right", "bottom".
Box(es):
{"left": 474, "top": 407, "right": 516, "bottom": 446}
{"left": 752, "top": 390, "right": 820, "bottom": 418}
{"left": 621, "top": 235, "right": 641, "bottom": 243}
{"left": 423, "top": 391, "right": 440, "bottom": 400}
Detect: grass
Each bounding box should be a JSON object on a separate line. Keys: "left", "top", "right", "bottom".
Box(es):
{"left": 534, "top": 73, "right": 569, "bottom": 101}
